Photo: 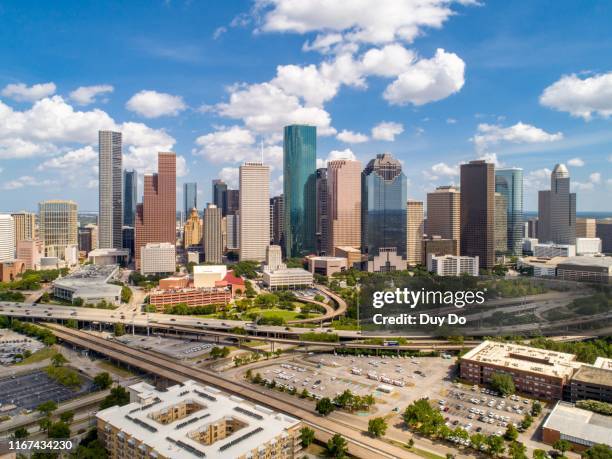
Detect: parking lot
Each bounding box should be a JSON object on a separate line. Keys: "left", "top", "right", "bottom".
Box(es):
{"left": 248, "top": 352, "right": 455, "bottom": 416}
{"left": 0, "top": 370, "right": 94, "bottom": 416}
{"left": 438, "top": 385, "right": 534, "bottom": 438}
{"left": 116, "top": 334, "right": 216, "bottom": 360}
{"left": 0, "top": 329, "right": 45, "bottom": 365}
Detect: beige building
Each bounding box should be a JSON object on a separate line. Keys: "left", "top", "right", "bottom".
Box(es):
{"left": 327, "top": 159, "right": 361, "bottom": 255}
{"left": 97, "top": 380, "right": 302, "bottom": 459}
{"left": 494, "top": 192, "right": 508, "bottom": 255}
{"left": 17, "top": 239, "right": 44, "bottom": 270}
{"left": 306, "top": 255, "right": 347, "bottom": 277}
{"left": 203, "top": 204, "right": 222, "bottom": 263}
{"left": 239, "top": 162, "right": 270, "bottom": 262}
{"left": 335, "top": 246, "right": 363, "bottom": 268}
{"left": 38, "top": 200, "right": 78, "bottom": 259}
{"left": 193, "top": 265, "right": 227, "bottom": 288}
{"left": 265, "top": 245, "right": 284, "bottom": 271}
{"left": 576, "top": 218, "right": 596, "bottom": 238}
{"left": 140, "top": 243, "right": 175, "bottom": 275}
{"left": 406, "top": 200, "right": 424, "bottom": 265}
{"left": 426, "top": 186, "right": 460, "bottom": 255}
{"left": 183, "top": 208, "right": 202, "bottom": 248}
{"left": 11, "top": 211, "right": 36, "bottom": 242}
{"left": 421, "top": 236, "right": 456, "bottom": 265}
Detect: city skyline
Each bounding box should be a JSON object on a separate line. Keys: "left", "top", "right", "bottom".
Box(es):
{"left": 1, "top": 1, "right": 611, "bottom": 213}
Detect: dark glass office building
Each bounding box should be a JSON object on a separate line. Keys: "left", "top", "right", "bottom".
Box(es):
{"left": 495, "top": 168, "right": 524, "bottom": 255}
{"left": 212, "top": 179, "right": 228, "bottom": 216}
{"left": 123, "top": 169, "right": 137, "bottom": 226}
{"left": 361, "top": 153, "right": 407, "bottom": 259}
{"left": 183, "top": 182, "right": 197, "bottom": 218}
{"left": 283, "top": 125, "right": 317, "bottom": 257}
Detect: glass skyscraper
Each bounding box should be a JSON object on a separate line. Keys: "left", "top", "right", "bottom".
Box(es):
{"left": 183, "top": 182, "right": 197, "bottom": 218}
{"left": 212, "top": 179, "right": 228, "bottom": 216}
{"left": 123, "top": 169, "right": 137, "bottom": 226}
{"left": 495, "top": 168, "right": 524, "bottom": 255}
{"left": 361, "top": 153, "right": 407, "bottom": 259}
{"left": 283, "top": 125, "right": 317, "bottom": 257}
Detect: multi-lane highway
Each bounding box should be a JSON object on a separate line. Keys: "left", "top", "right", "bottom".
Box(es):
{"left": 45, "top": 324, "right": 418, "bottom": 459}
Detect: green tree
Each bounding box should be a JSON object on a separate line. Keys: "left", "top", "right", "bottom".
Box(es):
{"left": 51, "top": 353, "right": 68, "bottom": 367}
{"left": 113, "top": 323, "right": 126, "bottom": 336}
{"left": 59, "top": 410, "right": 74, "bottom": 423}
{"left": 48, "top": 421, "right": 70, "bottom": 439}
{"left": 121, "top": 286, "right": 132, "bottom": 303}
{"left": 93, "top": 372, "right": 113, "bottom": 390}
{"left": 531, "top": 401, "right": 542, "bottom": 416}
{"left": 509, "top": 441, "right": 527, "bottom": 459}
{"left": 12, "top": 427, "right": 29, "bottom": 439}
{"left": 65, "top": 318, "right": 78, "bottom": 329}
{"left": 300, "top": 426, "right": 315, "bottom": 447}
{"left": 36, "top": 400, "right": 58, "bottom": 417}
{"left": 402, "top": 399, "right": 444, "bottom": 435}
{"left": 72, "top": 297, "right": 84, "bottom": 306}
{"left": 470, "top": 433, "right": 486, "bottom": 451}
{"left": 583, "top": 444, "right": 612, "bottom": 459}
{"left": 552, "top": 439, "right": 571, "bottom": 456}
{"left": 490, "top": 372, "right": 516, "bottom": 396}
{"left": 367, "top": 417, "right": 387, "bottom": 437}
{"left": 486, "top": 435, "right": 505, "bottom": 457}
{"left": 532, "top": 449, "right": 548, "bottom": 459}
{"left": 316, "top": 397, "right": 335, "bottom": 416}
{"left": 325, "top": 434, "right": 348, "bottom": 458}
{"left": 38, "top": 417, "right": 52, "bottom": 434}
{"left": 100, "top": 386, "right": 130, "bottom": 410}
{"left": 504, "top": 423, "right": 519, "bottom": 441}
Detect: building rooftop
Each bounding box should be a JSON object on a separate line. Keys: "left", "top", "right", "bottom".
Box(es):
{"left": 557, "top": 256, "right": 612, "bottom": 268}
{"left": 335, "top": 246, "right": 361, "bottom": 253}
{"left": 53, "top": 265, "right": 121, "bottom": 298}
{"left": 462, "top": 340, "right": 580, "bottom": 379}
{"left": 97, "top": 380, "right": 300, "bottom": 458}
{"left": 543, "top": 401, "right": 612, "bottom": 446}
{"left": 519, "top": 256, "right": 566, "bottom": 268}
{"left": 571, "top": 365, "right": 612, "bottom": 386}
{"left": 593, "top": 357, "right": 612, "bottom": 371}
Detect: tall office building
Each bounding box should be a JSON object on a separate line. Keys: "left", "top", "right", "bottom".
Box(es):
{"left": 460, "top": 160, "right": 495, "bottom": 269}
{"left": 135, "top": 153, "right": 176, "bottom": 270}
{"left": 10, "top": 212, "right": 36, "bottom": 243}
{"left": 495, "top": 168, "right": 524, "bottom": 255}
{"left": 212, "top": 179, "right": 228, "bottom": 216}
{"left": 183, "top": 208, "right": 202, "bottom": 248}
{"left": 426, "top": 186, "right": 460, "bottom": 255}
{"left": 538, "top": 164, "right": 576, "bottom": 245}
{"left": 226, "top": 189, "right": 240, "bottom": 215}
{"left": 0, "top": 215, "right": 15, "bottom": 261}
{"left": 203, "top": 204, "right": 222, "bottom": 263}
{"left": 98, "top": 130, "right": 123, "bottom": 249}
{"left": 316, "top": 168, "right": 329, "bottom": 255}
{"left": 270, "top": 195, "right": 284, "bottom": 247}
{"left": 597, "top": 220, "right": 612, "bottom": 253}
{"left": 327, "top": 159, "right": 361, "bottom": 255}
{"left": 239, "top": 162, "right": 270, "bottom": 261}
{"left": 38, "top": 200, "right": 78, "bottom": 259}
{"left": 576, "top": 218, "right": 596, "bottom": 238}
{"left": 362, "top": 153, "right": 407, "bottom": 262}
{"left": 226, "top": 214, "right": 240, "bottom": 250}
{"left": 123, "top": 169, "right": 137, "bottom": 226}
{"left": 527, "top": 218, "right": 539, "bottom": 238}
{"left": 283, "top": 125, "right": 316, "bottom": 257}
{"left": 406, "top": 200, "right": 424, "bottom": 265}
{"left": 183, "top": 182, "right": 197, "bottom": 220}
{"left": 78, "top": 226, "right": 96, "bottom": 253}
{"left": 494, "top": 192, "right": 508, "bottom": 255}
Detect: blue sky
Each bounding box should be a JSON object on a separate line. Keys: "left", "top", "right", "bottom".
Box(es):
{"left": 0, "top": 0, "right": 611, "bottom": 213}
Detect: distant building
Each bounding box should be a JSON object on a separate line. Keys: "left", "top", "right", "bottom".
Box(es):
{"left": 367, "top": 247, "right": 407, "bottom": 273}
{"left": 78, "top": 225, "right": 96, "bottom": 254}
{"left": 265, "top": 245, "right": 284, "bottom": 272}
{"left": 542, "top": 401, "right": 612, "bottom": 452}
{"left": 53, "top": 264, "right": 121, "bottom": 305}
{"left": 517, "top": 256, "right": 562, "bottom": 277}
{"left": 596, "top": 219, "right": 612, "bottom": 253}
{"left": 239, "top": 162, "right": 270, "bottom": 262}
{"left": 406, "top": 200, "right": 424, "bottom": 265}
{"left": 149, "top": 287, "right": 231, "bottom": 311}
{"left": 522, "top": 237, "right": 539, "bottom": 255}
{"left": 226, "top": 214, "right": 240, "bottom": 250}
{"left": 123, "top": 169, "right": 137, "bottom": 226}
{"left": 495, "top": 168, "right": 524, "bottom": 255}
{"left": 98, "top": 130, "right": 123, "bottom": 249}
{"left": 135, "top": 153, "right": 176, "bottom": 270}
{"left": 270, "top": 195, "right": 284, "bottom": 247}
{"left": 0, "top": 260, "right": 25, "bottom": 283}
{"left": 427, "top": 254, "right": 479, "bottom": 277}
{"left": 38, "top": 200, "right": 78, "bottom": 260}
{"left": 335, "top": 246, "right": 363, "bottom": 269}
{"left": 526, "top": 217, "right": 539, "bottom": 238}
{"left": 306, "top": 256, "right": 347, "bottom": 277}
{"left": 315, "top": 168, "right": 328, "bottom": 255}
{"left": 427, "top": 186, "right": 460, "bottom": 255}
{"left": 556, "top": 256, "right": 612, "bottom": 284}
{"left": 421, "top": 236, "right": 456, "bottom": 265}
{"left": 226, "top": 189, "right": 240, "bottom": 215}
{"left": 193, "top": 265, "right": 227, "bottom": 288}
{"left": 10, "top": 211, "right": 36, "bottom": 243}
{"left": 569, "top": 365, "right": 612, "bottom": 404}
{"left": 576, "top": 237, "right": 602, "bottom": 255}
{"left": 538, "top": 164, "right": 576, "bottom": 245}
{"left": 533, "top": 242, "right": 576, "bottom": 258}
{"left": 576, "top": 218, "right": 596, "bottom": 238}
{"left": 96, "top": 380, "right": 303, "bottom": 459}
{"left": 203, "top": 204, "right": 223, "bottom": 263}
{"left": 263, "top": 268, "right": 313, "bottom": 290}
{"left": 183, "top": 182, "right": 197, "bottom": 221}
{"left": 460, "top": 160, "right": 495, "bottom": 269}
{"left": 16, "top": 239, "right": 44, "bottom": 270}
{"left": 284, "top": 125, "right": 317, "bottom": 257}
{"left": 140, "top": 243, "right": 175, "bottom": 275}
{"left": 183, "top": 208, "right": 202, "bottom": 249}
{"left": 122, "top": 226, "right": 134, "bottom": 260}
{"left": 87, "top": 248, "right": 129, "bottom": 266}
{"left": 0, "top": 215, "right": 15, "bottom": 262}
{"left": 327, "top": 159, "right": 361, "bottom": 256}
{"left": 212, "top": 179, "right": 228, "bottom": 216}
{"left": 494, "top": 192, "right": 508, "bottom": 255}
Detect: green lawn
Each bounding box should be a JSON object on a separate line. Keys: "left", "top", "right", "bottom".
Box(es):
{"left": 248, "top": 308, "right": 319, "bottom": 321}
{"left": 15, "top": 347, "right": 57, "bottom": 365}
{"left": 96, "top": 360, "right": 135, "bottom": 378}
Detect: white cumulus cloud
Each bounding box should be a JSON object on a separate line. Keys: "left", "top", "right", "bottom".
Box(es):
{"left": 540, "top": 72, "right": 612, "bottom": 120}
{"left": 336, "top": 129, "right": 368, "bottom": 143}
{"left": 567, "top": 157, "right": 584, "bottom": 167}
{"left": 473, "top": 122, "right": 563, "bottom": 154}
{"left": 126, "top": 90, "right": 187, "bottom": 118}
{"left": 371, "top": 121, "right": 404, "bottom": 141}
{"left": 69, "top": 85, "right": 114, "bottom": 105}
{"left": 316, "top": 148, "right": 357, "bottom": 168}
{"left": 1, "top": 82, "right": 56, "bottom": 102}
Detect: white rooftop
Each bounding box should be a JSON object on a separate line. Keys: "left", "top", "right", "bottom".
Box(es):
{"left": 543, "top": 401, "right": 612, "bottom": 447}
{"left": 97, "top": 380, "right": 300, "bottom": 458}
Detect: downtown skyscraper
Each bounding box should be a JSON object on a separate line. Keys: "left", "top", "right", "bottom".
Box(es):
{"left": 327, "top": 159, "right": 361, "bottom": 256}
{"left": 495, "top": 167, "right": 524, "bottom": 255}
{"left": 460, "top": 160, "right": 495, "bottom": 269}
{"left": 135, "top": 153, "right": 176, "bottom": 270}
{"left": 123, "top": 169, "right": 137, "bottom": 227}
{"left": 283, "top": 125, "right": 316, "bottom": 257}
{"left": 212, "top": 179, "right": 228, "bottom": 216}
{"left": 203, "top": 203, "right": 222, "bottom": 263}
{"left": 361, "top": 153, "right": 407, "bottom": 262}
{"left": 183, "top": 182, "right": 197, "bottom": 218}
{"left": 538, "top": 164, "right": 576, "bottom": 245}
{"left": 98, "top": 131, "right": 123, "bottom": 249}
{"left": 426, "top": 186, "right": 460, "bottom": 255}
{"left": 239, "top": 162, "right": 270, "bottom": 262}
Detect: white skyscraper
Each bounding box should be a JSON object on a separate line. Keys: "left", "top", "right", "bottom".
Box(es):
{"left": 98, "top": 130, "right": 123, "bottom": 249}
{"left": 239, "top": 162, "right": 270, "bottom": 261}
{"left": 0, "top": 215, "right": 15, "bottom": 262}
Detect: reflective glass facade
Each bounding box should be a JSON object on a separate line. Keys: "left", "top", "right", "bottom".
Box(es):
{"left": 495, "top": 168, "right": 524, "bottom": 255}
{"left": 283, "top": 125, "right": 317, "bottom": 257}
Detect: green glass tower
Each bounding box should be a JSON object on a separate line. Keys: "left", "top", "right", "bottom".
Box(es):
{"left": 283, "top": 125, "right": 317, "bottom": 257}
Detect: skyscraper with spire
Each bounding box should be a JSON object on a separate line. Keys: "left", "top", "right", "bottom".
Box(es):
{"left": 538, "top": 164, "right": 576, "bottom": 245}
